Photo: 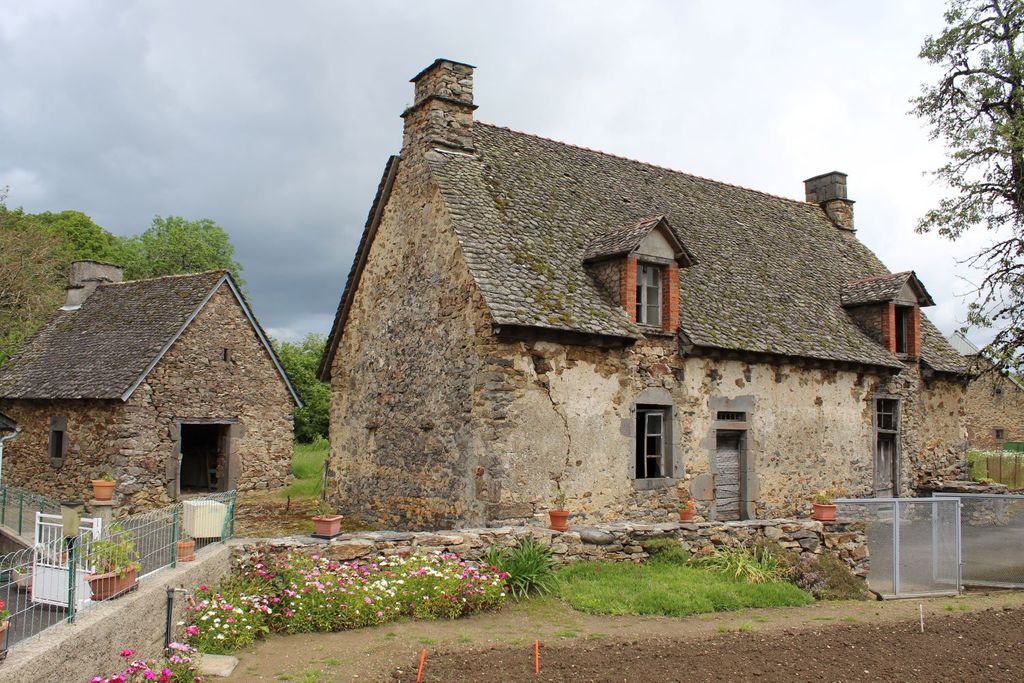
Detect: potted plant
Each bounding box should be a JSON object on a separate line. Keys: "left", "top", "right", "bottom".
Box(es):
{"left": 0, "top": 598, "right": 10, "bottom": 641}
{"left": 549, "top": 490, "right": 570, "bottom": 532}
{"left": 678, "top": 498, "right": 696, "bottom": 522}
{"left": 811, "top": 486, "right": 843, "bottom": 522}
{"left": 311, "top": 500, "right": 343, "bottom": 539}
{"left": 176, "top": 534, "right": 196, "bottom": 562}
{"left": 85, "top": 523, "right": 142, "bottom": 600}
{"left": 91, "top": 472, "right": 116, "bottom": 501}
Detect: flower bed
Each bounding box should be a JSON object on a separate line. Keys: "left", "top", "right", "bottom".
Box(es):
{"left": 185, "top": 552, "right": 508, "bottom": 654}
{"left": 89, "top": 643, "right": 202, "bottom": 682}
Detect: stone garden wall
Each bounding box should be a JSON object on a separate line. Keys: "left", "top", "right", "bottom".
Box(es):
{"left": 232, "top": 518, "right": 869, "bottom": 578}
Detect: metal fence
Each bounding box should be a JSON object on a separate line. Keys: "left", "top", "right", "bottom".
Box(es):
{"left": 836, "top": 497, "right": 961, "bottom": 599}
{"left": 0, "top": 485, "right": 63, "bottom": 540}
{"left": 0, "top": 491, "right": 235, "bottom": 652}
{"left": 934, "top": 493, "right": 1024, "bottom": 588}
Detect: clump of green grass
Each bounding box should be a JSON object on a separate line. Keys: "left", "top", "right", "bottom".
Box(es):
{"left": 555, "top": 560, "right": 812, "bottom": 617}
{"left": 694, "top": 546, "right": 785, "bottom": 584}
{"left": 281, "top": 437, "right": 329, "bottom": 498}
{"left": 640, "top": 537, "right": 690, "bottom": 565}
{"left": 483, "top": 538, "right": 556, "bottom": 598}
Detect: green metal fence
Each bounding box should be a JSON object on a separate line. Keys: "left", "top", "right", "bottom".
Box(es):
{"left": 0, "top": 485, "right": 63, "bottom": 539}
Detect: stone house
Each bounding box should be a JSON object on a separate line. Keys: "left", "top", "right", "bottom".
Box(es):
{"left": 320, "top": 58, "right": 969, "bottom": 531}
{"left": 0, "top": 261, "right": 301, "bottom": 512}
{"left": 948, "top": 332, "right": 1024, "bottom": 450}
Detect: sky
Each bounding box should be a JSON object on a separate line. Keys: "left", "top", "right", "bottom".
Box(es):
{"left": 0, "top": 0, "right": 998, "bottom": 346}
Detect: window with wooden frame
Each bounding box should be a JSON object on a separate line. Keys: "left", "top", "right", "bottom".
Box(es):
{"left": 636, "top": 405, "right": 672, "bottom": 479}
{"left": 995, "top": 428, "right": 1006, "bottom": 441}
{"left": 635, "top": 264, "right": 662, "bottom": 326}
{"left": 874, "top": 398, "right": 899, "bottom": 494}
{"left": 894, "top": 306, "right": 911, "bottom": 354}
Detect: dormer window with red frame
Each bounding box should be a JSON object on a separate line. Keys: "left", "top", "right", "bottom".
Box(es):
{"left": 840, "top": 271, "right": 934, "bottom": 360}
{"left": 583, "top": 215, "right": 695, "bottom": 335}
{"left": 636, "top": 264, "right": 662, "bottom": 326}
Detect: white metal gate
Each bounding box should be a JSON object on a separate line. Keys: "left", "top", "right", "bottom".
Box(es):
{"left": 835, "top": 497, "right": 961, "bottom": 598}
{"left": 935, "top": 492, "right": 1024, "bottom": 588}
{"left": 31, "top": 513, "right": 101, "bottom": 609}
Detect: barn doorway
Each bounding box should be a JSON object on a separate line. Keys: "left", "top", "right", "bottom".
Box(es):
{"left": 179, "top": 423, "right": 231, "bottom": 493}
{"left": 715, "top": 430, "right": 746, "bottom": 521}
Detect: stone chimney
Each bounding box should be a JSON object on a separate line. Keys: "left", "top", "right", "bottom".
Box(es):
{"left": 804, "top": 171, "right": 854, "bottom": 232}
{"left": 64, "top": 260, "right": 123, "bottom": 308}
{"left": 401, "top": 58, "right": 476, "bottom": 154}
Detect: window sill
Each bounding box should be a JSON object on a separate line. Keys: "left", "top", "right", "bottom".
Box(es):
{"left": 638, "top": 326, "right": 675, "bottom": 338}
{"left": 633, "top": 477, "right": 676, "bottom": 491}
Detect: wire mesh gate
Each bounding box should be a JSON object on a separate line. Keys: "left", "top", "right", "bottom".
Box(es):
{"left": 934, "top": 493, "right": 1024, "bottom": 588}
{"left": 835, "top": 497, "right": 961, "bottom": 598}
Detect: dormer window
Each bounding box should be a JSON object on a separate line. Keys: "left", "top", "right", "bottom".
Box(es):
{"left": 636, "top": 264, "right": 662, "bottom": 326}
{"left": 583, "top": 215, "right": 696, "bottom": 335}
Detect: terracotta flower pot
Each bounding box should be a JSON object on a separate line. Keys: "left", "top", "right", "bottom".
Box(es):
{"left": 312, "top": 514, "right": 343, "bottom": 539}
{"left": 549, "top": 509, "right": 570, "bottom": 532}
{"left": 176, "top": 539, "right": 196, "bottom": 562}
{"left": 678, "top": 508, "right": 695, "bottom": 522}
{"left": 812, "top": 503, "right": 837, "bottom": 522}
{"left": 0, "top": 619, "right": 9, "bottom": 641}
{"left": 91, "top": 480, "right": 116, "bottom": 501}
{"left": 87, "top": 566, "right": 138, "bottom": 601}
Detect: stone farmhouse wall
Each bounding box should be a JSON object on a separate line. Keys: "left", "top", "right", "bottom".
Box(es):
{"left": 331, "top": 229, "right": 966, "bottom": 530}
{"left": 962, "top": 371, "right": 1024, "bottom": 450}
{"left": 0, "top": 284, "right": 293, "bottom": 513}
{"left": 233, "top": 518, "right": 869, "bottom": 579}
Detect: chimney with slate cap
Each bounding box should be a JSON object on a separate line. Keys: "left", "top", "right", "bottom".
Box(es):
{"left": 804, "top": 171, "right": 855, "bottom": 232}
{"left": 401, "top": 58, "right": 477, "bottom": 154}
{"left": 64, "top": 260, "right": 123, "bottom": 308}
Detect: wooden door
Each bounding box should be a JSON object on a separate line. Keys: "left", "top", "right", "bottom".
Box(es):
{"left": 715, "top": 431, "right": 742, "bottom": 521}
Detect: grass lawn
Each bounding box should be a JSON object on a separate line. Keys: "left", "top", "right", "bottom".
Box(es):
{"left": 556, "top": 559, "right": 813, "bottom": 617}
{"left": 281, "top": 438, "right": 329, "bottom": 498}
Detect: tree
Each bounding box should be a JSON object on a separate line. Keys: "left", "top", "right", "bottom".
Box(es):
{"left": 0, "top": 194, "right": 66, "bottom": 366}
{"left": 275, "top": 334, "right": 330, "bottom": 442}
{"left": 914, "top": 0, "right": 1024, "bottom": 373}
{"left": 121, "top": 216, "right": 244, "bottom": 284}
{"left": 30, "top": 210, "right": 125, "bottom": 265}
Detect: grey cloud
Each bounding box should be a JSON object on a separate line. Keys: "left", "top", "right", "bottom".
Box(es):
{"left": 0, "top": 0, "right": 990, "bottom": 345}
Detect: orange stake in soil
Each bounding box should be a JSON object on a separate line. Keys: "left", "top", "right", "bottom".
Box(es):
{"left": 535, "top": 639, "right": 540, "bottom": 674}
{"left": 417, "top": 648, "right": 427, "bottom": 682}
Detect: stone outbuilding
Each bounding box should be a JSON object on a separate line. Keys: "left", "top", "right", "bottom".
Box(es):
{"left": 948, "top": 331, "right": 1024, "bottom": 450}
{"left": 0, "top": 261, "right": 301, "bottom": 512}
{"left": 320, "top": 58, "right": 970, "bottom": 531}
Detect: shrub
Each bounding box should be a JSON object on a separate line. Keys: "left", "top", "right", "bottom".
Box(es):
{"left": 483, "top": 537, "right": 555, "bottom": 598}
{"left": 639, "top": 537, "right": 690, "bottom": 565}
{"left": 185, "top": 552, "right": 508, "bottom": 653}
{"left": 694, "top": 546, "right": 785, "bottom": 584}
{"left": 783, "top": 551, "right": 869, "bottom": 601}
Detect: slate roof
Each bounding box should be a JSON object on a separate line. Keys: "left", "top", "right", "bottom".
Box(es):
{"left": 841, "top": 271, "right": 936, "bottom": 307}
{"left": 583, "top": 215, "right": 693, "bottom": 264}
{"left": 424, "top": 123, "right": 965, "bottom": 373}
{"left": 0, "top": 271, "right": 302, "bottom": 402}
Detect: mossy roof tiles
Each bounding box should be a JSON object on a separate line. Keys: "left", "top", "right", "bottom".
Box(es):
{"left": 425, "top": 123, "right": 966, "bottom": 373}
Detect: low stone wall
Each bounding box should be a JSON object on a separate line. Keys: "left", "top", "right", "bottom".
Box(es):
{"left": 233, "top": 518, "right": 869, "bottom": 578}
{"left": 1, "top": 543, "right": 232, "bottom": 683}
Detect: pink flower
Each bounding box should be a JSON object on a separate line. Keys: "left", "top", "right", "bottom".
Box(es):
{"left": 144, "top": 669, "right": 156, "bottom": 680}
{"left": 119, "top": 649, "right": 135, "bottom": 658}
{"left": 185, "top": 625, "right": 200, "bottom": 636}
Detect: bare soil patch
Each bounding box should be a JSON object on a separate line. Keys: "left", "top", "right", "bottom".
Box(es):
{"left": 396, "top": 607, "right": 1024, "bottom": 682}
{"left": 226, "top": 591, "right": 1024, "bottom": 682}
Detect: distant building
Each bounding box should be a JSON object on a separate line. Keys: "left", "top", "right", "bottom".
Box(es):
{"left": 948, "top": 331, "right": 1024, "bottom": 450}
{"left": 0, "top": 261, "right": 301, "bottom": 512}
{"left": 320, "top": 59, "right": 970, "bottom": 531}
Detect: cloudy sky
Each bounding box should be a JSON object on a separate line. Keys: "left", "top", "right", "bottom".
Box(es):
{"left": 0, "top": 0, "right": 996, "bottom": 345}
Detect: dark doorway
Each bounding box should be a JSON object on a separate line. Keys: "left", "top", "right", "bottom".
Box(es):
{"left": 179, "top": 423, "right": 230, "bottom": 493}
{"left": 715, "top": 430, "right": 745, "bottom": 521}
